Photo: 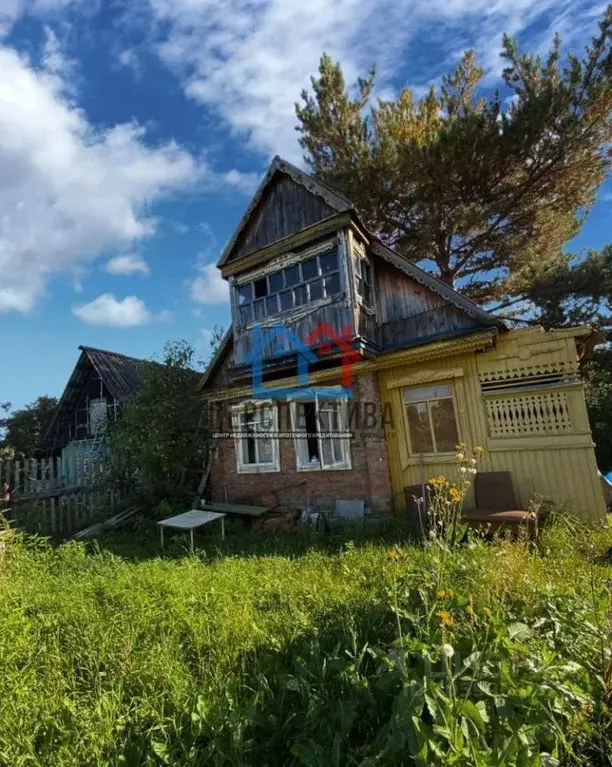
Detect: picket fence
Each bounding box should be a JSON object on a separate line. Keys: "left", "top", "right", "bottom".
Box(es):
{"left": 0, "top": 456, "right": 124, "bottom": 536}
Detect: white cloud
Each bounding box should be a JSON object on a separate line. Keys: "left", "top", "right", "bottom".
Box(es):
{"left": 189, "top": 263, "right": 229, "bottom": 305}
{"left": 72, "top": 293, "right": 161, "bottom": 327}
{"left": 0, "top": 31, "right": 255, "bottom": 315}
{"left": 0, "top": 42, "right": 199, "bottom": 313}
{"left": 105, "top": 253, "right": 150, "bottom": 276}
{"left": 117, "top": 48, "right": 142, "bottom": 79}
{"left": 145, "top": 0, "right": 603, "bottom": 160}
{"left": 0, "top": 0, "right": 85, "bottom": 37}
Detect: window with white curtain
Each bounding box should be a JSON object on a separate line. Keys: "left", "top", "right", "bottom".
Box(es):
{"left": 292, "top": 399, "right": 351, "bottom": 470}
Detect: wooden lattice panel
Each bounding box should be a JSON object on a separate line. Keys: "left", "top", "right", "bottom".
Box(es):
{"left": 485, "top": 391, "right": 573, "bottom": 437}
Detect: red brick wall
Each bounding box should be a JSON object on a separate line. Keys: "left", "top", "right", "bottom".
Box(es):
{"left": 208, "top": 371, "right": 393, "bottom": 514}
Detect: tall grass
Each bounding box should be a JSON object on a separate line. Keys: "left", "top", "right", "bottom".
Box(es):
{"left": 0, "top": 518, "right": 611, "bottom": 765}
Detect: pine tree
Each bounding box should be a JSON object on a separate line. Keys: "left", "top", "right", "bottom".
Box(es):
{"left": 295, "top": 9, "right": 612, "bottom": 316}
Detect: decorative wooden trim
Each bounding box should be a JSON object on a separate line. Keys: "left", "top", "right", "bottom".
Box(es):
{"left": 220, "top": 212, "right": 353, "bottom": 278}
{"left": 233, "top": 238, "right": 337, "bottom": 286}
{"left": 386, "top": 367, "right": 464, "bottom": 390}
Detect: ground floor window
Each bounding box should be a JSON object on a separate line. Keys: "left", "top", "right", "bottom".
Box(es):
{"left": 292, "top": 399, "right": 351, "bottom": 470}
{"left": 232, "top": 402, "right": 279, "bottom": 473}
{"left": 404, "top": 383, "right": 459, "bottom": 455}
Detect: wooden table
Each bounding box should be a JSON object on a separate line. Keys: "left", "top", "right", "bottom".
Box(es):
{"left": 158, "top": 509, "right": 226, "bottom": 551}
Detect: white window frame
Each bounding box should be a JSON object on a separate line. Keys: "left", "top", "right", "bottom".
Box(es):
{"left": 231, "top": 400, "right": 280, "bottom": 473}
{"left": 290, "top": 397, "right": 352, "bottom": 471}
{"left": 403, "top": 382, "right": 460, "bottom": 456}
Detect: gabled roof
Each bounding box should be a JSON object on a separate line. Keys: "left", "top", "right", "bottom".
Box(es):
{"left": 44, "top": 346, "right": 146, "bottom": 445}
{"left": 217, "top": 156, "right": 353, "bottom": 268}
{"left": 78, "top": 346, "right": 145, "bottom": 399}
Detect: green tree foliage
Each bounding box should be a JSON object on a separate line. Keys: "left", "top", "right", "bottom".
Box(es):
{"left": 296, "top": 9, "right": 612, "bottom": 312}
{"left": 0, "top": 396, "right": 58, "bottom": 459}
{"left": 107, "top": 340, "right": 206, "bottom": 508}
{"left": 582, "top": 346, "right": 612, "bottom": 473}
{"left": 522, "top": 245, "right": 612, "bottom": 334}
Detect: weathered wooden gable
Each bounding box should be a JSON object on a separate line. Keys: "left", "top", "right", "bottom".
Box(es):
{"left": 229, "top": 172, "right": 337, "bottom": 263}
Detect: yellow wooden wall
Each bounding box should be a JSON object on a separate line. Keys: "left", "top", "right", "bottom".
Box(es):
{"left": 378, "top": 328, "right": 606, "bottom": 522}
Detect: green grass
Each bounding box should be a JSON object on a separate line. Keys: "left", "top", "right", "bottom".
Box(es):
{"left": 0, "top": 517, "right": 611, "bottom": 766}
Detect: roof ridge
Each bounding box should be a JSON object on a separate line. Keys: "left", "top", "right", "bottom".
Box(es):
{"left": 78, "top": 345, "right": 146, "bottom": 363}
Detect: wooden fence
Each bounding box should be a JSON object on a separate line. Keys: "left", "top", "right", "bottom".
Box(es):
{"left": 0, "top": 456, "right": 124, "bottom": 536}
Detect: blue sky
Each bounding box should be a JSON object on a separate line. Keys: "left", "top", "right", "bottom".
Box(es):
{"left": 0, "top": 0, "right": 610, "bottom": 411}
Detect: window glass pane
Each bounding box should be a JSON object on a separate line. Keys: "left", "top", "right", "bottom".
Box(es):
{"left": 324, "top": 273, "right": 341, "bottom": 296}
{"left": 280, "top": 290, "right": 293, "bottom": 311}
{"left": 319, "top": 251, "right": 338, "bottom": 274}
{"left": 243, "top": 437, "right": 256, "bottom": 464}
{"left": 284, "top": 265, "right": 300, "bottom": 287}
{"left": 241, "top": 411, "right": 256, "bottom": 464}
{"left": 309, "top": 278, "right": 323, "bottom": 301}
{"left": 257, "top": 437, "right": 273, "bottom": 464}
{"left": 238, "top": 284, "right": 252, "bottom": 304}
{"left": 405, "top": 384, "right": 453, "bottom": 402}
{"left": 331, "top": 437, "right": 344, "bottom": 463}
{"left": 320, "top": 436, "right": 333, "bottom": 466}
{"left": 239, "top": 304, "right": 252, "bottom": 324}
{"left": 301, "top": 257, "right": 318, "bottom": 281}
{"left": 362, "top": 261, "right": 373, "bottom": 285}
{"left": 268, "top": 271, "right": 284, "bottom": 293}
{"left": 265, "top": 295, "right": 278, "bottom": 316}
{"left": 254, "top": 277, "right": 268, "bottom": 299}
{"left": 406, "top": 402, "right": 434, "bottom": 453}
{"left": 363, "top": 284, "right": 373, "bottom": 305}
{"left": 253, "top": 299, "right": 265, "bottom": 320}
{"left": 294, "top": 285, "right": 307, "bottom": 306}
{"left": 430, "top": 399, "right": 459, "bottom": 452}
{"left": 258, "top": 405, "right": 274, "bottom": 430}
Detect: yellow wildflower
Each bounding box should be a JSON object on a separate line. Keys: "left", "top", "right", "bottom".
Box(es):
{"left": 473, "top": 445, "right": 484, "bottom": 456}
{"left": 448, "top": 486, "right": 465, "bottom": 503}
{"left": 387, "top": 545, "right": 401, "bottom": 564}
{"left": 437, "top": 610, "right": 454, "bottom": 628}
{"left": 428, "top": 475, "right": 447, "bottom": 488}
{"left": 436, "top": 588, "right": 454, "bottom": 600}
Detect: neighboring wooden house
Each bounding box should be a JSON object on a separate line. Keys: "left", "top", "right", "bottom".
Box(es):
{"left": 199, "top": 156, "right": 605, "bottom": 521}
{"left": 44, "top": 346, "right": 145, "bottom": 464}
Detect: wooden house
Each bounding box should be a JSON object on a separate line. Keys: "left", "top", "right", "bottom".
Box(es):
{"left": 44, "top": 346, "right": 145, "bottom": 463}
{"left": 199, "top": 156, "right": 605, "bottom": 521}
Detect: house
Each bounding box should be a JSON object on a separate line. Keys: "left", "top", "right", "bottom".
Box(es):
{"left": 199, "top": 156, "right": 606, "bottom": 521}
{"left": 44, "top": 346, "right": 145, "bottom": 464}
